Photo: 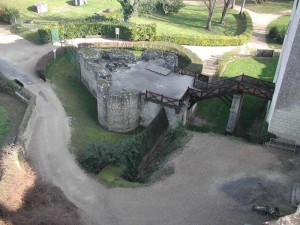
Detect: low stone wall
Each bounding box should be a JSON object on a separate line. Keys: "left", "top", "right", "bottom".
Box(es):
{"left": 0, "top": 75, "right": 36, "bottom": 175}
{"left": 36, "top": 48, "right": 65, "bottom": 81}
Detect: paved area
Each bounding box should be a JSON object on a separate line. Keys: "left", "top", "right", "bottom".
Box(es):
{"left": 0, "top": 7, "right": 297, "bottom": 225}
{"left": 112, "top": 60, "right": 193, "bottom": 98}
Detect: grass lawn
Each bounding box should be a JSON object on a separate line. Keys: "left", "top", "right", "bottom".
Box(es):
{"left": 192, "top": 57, "right": 279, "bottom": 139}
{"left": 46, "top": 55, "right": 129, "bottom": 154}
{"left": 131, "top": 6, "right": 245, "bottom": 36}
{"left": 0, "top": 107, "right": 10, "bottom": 145}
{"left": 7, "top": 1, "right": 246, "bottom": 43}
{"left": 266, "top": 14, "right": 290, "bottom": 49}
{"left": 237, "top": 0, "right": 294, "bottom": 13}
{"left": 0, "top": 93, "right": 27, "bottom": 147}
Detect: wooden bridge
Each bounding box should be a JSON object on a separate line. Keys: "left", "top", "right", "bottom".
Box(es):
{"left": 145, "top": 74, "right": 275, "bottom": 110}
{"left": 187, "top": 74, "right": 275, "bottom": 108}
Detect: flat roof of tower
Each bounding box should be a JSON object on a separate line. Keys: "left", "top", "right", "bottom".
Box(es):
{"left": 110, "top": 59, "right": 194, "bottom": 99}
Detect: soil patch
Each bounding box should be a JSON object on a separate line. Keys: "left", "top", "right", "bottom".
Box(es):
{"left": 221, "top": 176, "right": 290, "bottom": 205}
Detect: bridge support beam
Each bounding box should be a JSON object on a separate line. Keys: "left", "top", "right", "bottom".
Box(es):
{"left": 225, "top": 93, "right": 244, "bottom": 135}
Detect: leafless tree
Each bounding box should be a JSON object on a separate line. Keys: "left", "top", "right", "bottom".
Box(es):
{"left": 239, "top": 0, "right": 246, "bottom": 15}
{"left": 230, "top": 0, "right": 236, "bottom": 9}
{"left": 220, "top": 0, "right": 232, "bottom": 25}
{"left": 204, "top": 0, "right": 218, "bottom": 31}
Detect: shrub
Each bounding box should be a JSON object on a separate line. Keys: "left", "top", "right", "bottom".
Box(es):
{"left": 267, "top": 15, "right": 289, "bottom": 44}
{"left": 38, "top": 22, "right": 156, "bottom": 43}
{"left": 156, "top": 11, "right": 253, "bottom": 46}
{"left": 78, "top": 143, "right": 121, "bottom": 174}
{"left": 158, "top": 0, "right": 185, "bottom": 15}
{"left": 0, "top": 4, "right": 20, "bottom": 24}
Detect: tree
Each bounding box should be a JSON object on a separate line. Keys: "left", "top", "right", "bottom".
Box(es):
{"left": 220, "top": 0, "right": 231, "bottom": 25}
{"left": 117, "top": 0, "right": 140, "bottom": 21}
{"left": 230, "top": 0, "right": 236, "bottom": 9}
{"left": 204, "top": 0, "right": 218, "bottom": 31}
{"left": 239, "top": 0, "right": 246, "bottom": 15}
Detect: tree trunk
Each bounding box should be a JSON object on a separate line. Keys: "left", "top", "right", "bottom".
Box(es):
{"left": 204, "top": 0, "right": 217, "bottom": 31}
{"left": 220, "top": 0, "right": 231, "bottom": 25}
{"left": 239, "top": 0, "right": 246, "bottom": 15}
{"left": 206, "top": 12, "right": 213, "bottom": 30}
{"left": 230, "top": 0, "right": 236, "bottom": 9}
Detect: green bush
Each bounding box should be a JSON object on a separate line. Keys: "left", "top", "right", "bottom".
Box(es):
{"left": 0, "top": 4, "right": 20, "bottom": 24}
{"left": 267, "top": 15, "right": 289, "bottom": 44}
{"left": 38, "top": 21, "right": 156, "bottom": 43}
{"left": 78, "top": 142, "right": 121, "bottom": 174}
{"left": 156, "top": 12, "right": 252, "bottom": 46}
{"left": 158, "top": 0, "right": 185, "bottom": 15}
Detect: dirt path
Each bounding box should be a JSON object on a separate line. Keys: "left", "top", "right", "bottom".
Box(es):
{"left": 0, "top": 10, "right": 297, "bottom": 224}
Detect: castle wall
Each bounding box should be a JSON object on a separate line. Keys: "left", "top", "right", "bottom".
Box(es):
{"left": 140, "top": 96, "right": 188, "bottom": 128}
{"left": 97, "top": 88, "right": 140, "bottom": 132}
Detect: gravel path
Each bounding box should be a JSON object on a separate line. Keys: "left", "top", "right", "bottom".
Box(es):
{"left": 0, "top": 8, "right": 296, "bottom": 225}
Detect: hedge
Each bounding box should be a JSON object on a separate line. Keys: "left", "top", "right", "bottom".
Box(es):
{"left": 78, "top": 41, "right": 203, "bottom": 73}
{"left": 267, "top": 15, "right": 289, "bottom": 44}
{"left": 38, "top": 21, "right": 156, "bottom": 44}
{"left": 156, "top": 11, "right": 253, "bottom": 46}
{"left": 0, "top": 4, "right": 20, "bottom": 24}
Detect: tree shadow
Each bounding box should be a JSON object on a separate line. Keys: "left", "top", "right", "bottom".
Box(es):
{"left": 66, "top": 1, "right": 74, "bottom": 6}
{"left": 0, "top": 179, "right": 81, "bottom": 225}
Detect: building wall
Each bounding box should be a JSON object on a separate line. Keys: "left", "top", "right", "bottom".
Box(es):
{"left": 267, "top": 1, "right": 300, "bottom": 144}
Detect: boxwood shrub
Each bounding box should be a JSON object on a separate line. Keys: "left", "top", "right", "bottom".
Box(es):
{"left": 267, "top": 15, "right": 289, "bottom": 44}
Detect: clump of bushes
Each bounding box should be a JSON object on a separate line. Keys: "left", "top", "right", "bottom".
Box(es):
{"left": 158, "top": 0, "right": 185, "bottom": 15}
{"left": 267, "top": 15, "right": 290, "bottom": 44}
{"left": 78, "top": 124, "right": 186, "bottom": 183}
{"left": 37, "top": 21, "right": 156, "bottom": 43}
{"left": 0, "top": 4, "right": 20, "bottom": 24}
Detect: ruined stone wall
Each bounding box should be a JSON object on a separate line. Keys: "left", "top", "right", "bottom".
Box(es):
{"left": 97, "top": 85, "right": 140, "bottom": 132}
{"left": 140, "top": 95, "right": 188, "bottom": 128}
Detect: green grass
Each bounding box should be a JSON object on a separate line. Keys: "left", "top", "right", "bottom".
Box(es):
{"left": 7, "top": 1, "right": 246, "bottom": 43}
{"left": 46, "top": 55, "right": 128, "bottom": 154}
{"left": 194, "top": 57, "right": 279, "bottom": 138}
{"left": 0, "top": 93, "right": 27, "bottom": 147}
{"left": 0, "top": 107, "right": 10, "bottom": 145}
{"left": 1, "top": 0, "right": 121, "bottom": 22}
{"left": 237, "top": 0, "right": 293, "bottom": 13}
{"left": 98, "top": 165, "right": 141, "bottom": 188}
{"left": 266, "top": 14, "right": 290, "bottom": 49}
{"left": 131, "top": 6, "right": 245, "bottom": 36}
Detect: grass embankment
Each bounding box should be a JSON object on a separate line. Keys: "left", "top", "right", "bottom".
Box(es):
{"left": 0, "top": 93, "right": 27, "bottom": 147}
{"left": 191, "top": 57, "right": 279, "bottom": 139}
{"left": 132, "top": 6, "right": 245, "bottom": 36}
{"left": 237, "top": 0, "right": 293, "bottom": 13}
{"left": 45, "top": 55, "right": 128, "bottom": 154}
{"left": 8, "top": 0, "right": 246, "bottom": 44}
{"left": 267, "top": 15, "right": 290, "bottom": 49}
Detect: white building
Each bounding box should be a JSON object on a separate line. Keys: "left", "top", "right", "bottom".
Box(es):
{"left": 266, "top": 0, "right": 300, "bottom": 144}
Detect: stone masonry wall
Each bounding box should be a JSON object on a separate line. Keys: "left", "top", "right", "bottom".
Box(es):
{"left": 97, "top": 87, "right": 140, "bottom": 132}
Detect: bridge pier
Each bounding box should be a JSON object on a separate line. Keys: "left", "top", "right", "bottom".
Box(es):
{"left": 225, "top": 93, "right": 244, "bottom": 135}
